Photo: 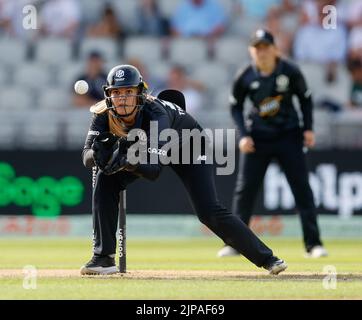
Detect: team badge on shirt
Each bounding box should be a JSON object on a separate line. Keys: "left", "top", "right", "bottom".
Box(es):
{"left": 276, "top": 75, "right": 289, "bottom": 92}
{"left": 250, "top": 81, "right": 260, "bottom": 90}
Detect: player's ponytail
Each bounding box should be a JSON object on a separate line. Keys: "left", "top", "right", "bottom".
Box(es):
{"left": 90, "top": 99, "right": 127, "bottom": 137}
{"left": 108, "top": 112, "right": 128, "bottom": 137}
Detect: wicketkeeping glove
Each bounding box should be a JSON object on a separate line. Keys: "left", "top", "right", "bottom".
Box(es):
{"left": 91, "top": 132, "right": 118, "bottom": 170}
{"left": 102, "top": 137, "right": 134, "bottom": 175}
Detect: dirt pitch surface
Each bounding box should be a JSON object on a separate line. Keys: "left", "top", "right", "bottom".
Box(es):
{"left": 1, "top": 269, "right": 362, "bottom": 281}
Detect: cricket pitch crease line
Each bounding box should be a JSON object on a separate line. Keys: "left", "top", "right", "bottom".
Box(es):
{"left": 1, "top": 269, "right": 362, "bottom": 281}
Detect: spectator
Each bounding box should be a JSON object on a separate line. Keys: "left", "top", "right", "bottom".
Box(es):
{"left": 165, "top": 64, "right": 206, "bottom": 115}
{"left": 269, "top": 0, "right": 300, "bottom": 54}
{"left": 170, "top": 0, "right": 227, "bottom": 39}
{"left": 300, "top": 0, "right": 349, "bottom": 26}
{"left": 347, "top": 0, "right": 362, "bottom": 28}
{"left": 72, "top": 51, "right": 107, "bottom": 108}
{"left": 0, "top": 0, "right": 38, "bottom": 40}
{"left": 86, "top": 3, "right": 124, "bottom": 39}
{"left": 229, "top": 0, "right": 282, "bottom": 36}
{"left": 346, "top": 0, "right": 362, "bottom": 60}
{"left": 39, "top": 0, "right": 81, "bottom": 39}
{"left": 265, "top": 13, "right": 293, "bottom": 57}
{"left": 348, "top": 27, "right": 362, "bottom": 61}
{"left": 293, "top": 0, "right": 348, "bottom": 83}
{"left": 135, "top": 0, "right": 169, "bottom": 36}
{"left": 347, "top": 58, "right": 362, "bottom": 108}
{"left": 237, "top": 0, "right": 281, "bottom": 20}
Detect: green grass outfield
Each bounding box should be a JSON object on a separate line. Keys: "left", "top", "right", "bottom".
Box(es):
{"left": 0, "top": 238, "right": 361, "bottom": 300}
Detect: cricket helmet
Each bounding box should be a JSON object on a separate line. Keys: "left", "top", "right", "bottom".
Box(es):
{"left": 103, "top": 64, "right": 148, "bottom": 118}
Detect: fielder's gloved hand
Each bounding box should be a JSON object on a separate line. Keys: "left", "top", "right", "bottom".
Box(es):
{"left": 91, "top": 132, "right": 118, "bottom": 170}
{"left": 102, "top": 138, "right": 135, "bottom": 175}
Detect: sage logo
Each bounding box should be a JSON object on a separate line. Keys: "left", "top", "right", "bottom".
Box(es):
{"left": 0, "top": 162, "right": 84, "bottom": 217}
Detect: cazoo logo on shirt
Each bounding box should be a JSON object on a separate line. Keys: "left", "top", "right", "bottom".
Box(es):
{"left": 125, "top": 121, "right": 236, "bottom": 176}
{"left": 148, "top": 148, "right": 167, "bottom": 157}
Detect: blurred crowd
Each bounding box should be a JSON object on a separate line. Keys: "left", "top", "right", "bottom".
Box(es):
{"left": 0, "top": 0, "right": 362, "bottom": 121}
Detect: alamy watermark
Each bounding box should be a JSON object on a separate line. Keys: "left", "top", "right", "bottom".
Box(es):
{"left": 21, "top": 4, "right": 337, "bottom": 31}
{"left": 125, "top": 122, "right": 236, "bottom": 176}
{"left": 322, "top": 5, "right": 337, "bottom": 30}
{"left": 22, "top": 5, "right": 37, "bottom": 30}
{"left": 322, "top": 265, "right": 337, "bottom": 290}
{"left": 22, "top": 265, "right": 37, "bottom": 289}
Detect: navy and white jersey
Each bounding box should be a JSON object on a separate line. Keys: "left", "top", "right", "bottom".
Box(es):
{"left": 230, "top": 58, "right": 313, "bottom": 139}
{"left": 82, "top": 98, "right": 202, "bottom": 179}
{"left": 84, "top": 98, "right": 200, "bottom": 150}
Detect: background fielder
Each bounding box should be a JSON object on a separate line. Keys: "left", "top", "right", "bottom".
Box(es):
{"left": 218, "top": 29, "right": 328, "bottom": 259}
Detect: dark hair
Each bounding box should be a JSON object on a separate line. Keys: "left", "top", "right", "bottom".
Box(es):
{"left": 103, "top": 3, "right": 116, "bottom": 16}
{"left": 171, "top": 64, "right": 187, "bottom": 74}
{"left": 347, "top": 58, "right": 362, "bottom": 72}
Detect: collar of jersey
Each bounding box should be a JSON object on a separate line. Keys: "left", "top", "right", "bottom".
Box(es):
{"left": 253, "top": 58, "right": 282, "bottom": 78}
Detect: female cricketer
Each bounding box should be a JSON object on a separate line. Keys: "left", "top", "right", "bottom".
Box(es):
{"left": 217, "top": 30, "right": 327, "bottom": 258}
{"left": 80, "top": 64, "right": 287, "bottom": 275}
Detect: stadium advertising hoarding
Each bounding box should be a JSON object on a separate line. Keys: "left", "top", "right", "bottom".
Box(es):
{"left": 0, "top": 150, "right": 361, "bottom": 217}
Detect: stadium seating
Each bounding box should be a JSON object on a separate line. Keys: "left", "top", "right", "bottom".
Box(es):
{"left": 214, "top": 37, "right": 250, "bottom": 67}
{"left": 36, "top": 38, "right": 73, "bottom": 67}
{"left": 192, "top": 61, "right": 231, "bottom": 90}
{"left": 0, "top": 0, "right": 360, "bottom": 150}
{"left": 79, "top": 38, "right": 120, "bottom": 62}
{"left": 57, "top": 62, "right": 85, "bottom": 87}
{"left": 110, "top": 0, "right": 139, "bottom": 32}
{"left": 147, "top": 60, "right": 171, "bottom": 81}
{"left": 77, "top": 0, "right": 104, "bottom": 23}
{"left": 168, "top": 38, "right": 209, "bottom": 65}
{"left": 13, "top": 63, "right": 51, "bottom": 93}
{"left": 21, "top": 111, "right": 62, "bottom": 149}
{"left": 38, "top": 88, "right": 71, "bottom": 110}
{"left": 0, "top": 65, "right": 8, "bottom": 85}
{"left": 213, "top": 84, "right": 232, "bottom": 111}
{"left": 158, "top": 0, "right": 182, "bottom": 18}
{"left": 0, "top": 87, "right": 34, "bottom": 110}
{"left": 299, "top": 63, "right": 330, "bottom": 101}
{"left": 123, "top": 37, "right": 164, "bottom": 64}
{"left": 319, "top": 65, "right": 351, "bottom": 105}
{"left": 0, "top": 39, "right": 27, "bottom": 67}
{"left": 64, "top": 109, "right": 92, "bottom": 149}
{"left": 0, "top": 120, "right": 17, "bottom": 149}
{"left": 300, "top": 62, "right": 351, "bottom": 106}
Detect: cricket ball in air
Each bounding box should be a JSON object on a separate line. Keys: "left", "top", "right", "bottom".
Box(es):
{"left": 74, "top": 80, "right": 89, "bottom": 95}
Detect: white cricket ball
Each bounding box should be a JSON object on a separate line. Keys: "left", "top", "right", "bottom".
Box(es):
{"left": 74, "top": 80, "right": 89, "bottom": 95}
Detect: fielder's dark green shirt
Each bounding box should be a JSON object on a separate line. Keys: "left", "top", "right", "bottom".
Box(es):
{"left": 351, "top": 82, "right": 362, "bottom": 107}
